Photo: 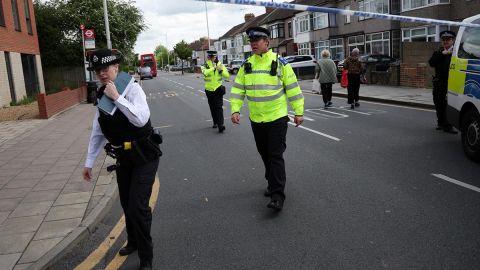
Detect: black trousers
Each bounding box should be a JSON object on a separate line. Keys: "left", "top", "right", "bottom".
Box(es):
{"left": 251, "top": 116, "right": 288, "bottom": 198}
{"left": 432, "top": 80, "right": 450, "bottom": 128}
{"left": 321, "top": 83, "right": 333, "bottom": 104}
{"left": 205, "top": 89, "right": 224, "bottom": 127}
{"left": 116, "top": 156, "right": 159, "bottom": 261}
{"left": 347, "top": 73, "right": 361, "bottom": 104}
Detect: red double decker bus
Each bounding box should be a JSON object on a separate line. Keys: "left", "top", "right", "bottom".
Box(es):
{"left": 140, "top": 53, "right": 157, "bottom": 77}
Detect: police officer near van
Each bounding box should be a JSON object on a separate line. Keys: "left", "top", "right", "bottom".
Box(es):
{"left": 82, "top": 49, "right": 161, "bottom": 270}
{"left": 202, "top": 50, "right": 230, "bottom": 133}
{"left": 429, "top": 30, "right": 458, "bottom": 134}
{"left": 230, "top": 26, "right": 304, "bottom": 211}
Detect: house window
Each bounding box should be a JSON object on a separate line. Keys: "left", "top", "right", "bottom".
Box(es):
{"left": 11, "top": 0, "right": 21, "bottom": 31}
{"left": 330, "top": 38, "right": 344, "bottom": 61}
{"left": 359, "top": 0, "right": 389, "bottom": 21}
{"left": 312, "top": 12, "right": 328, "bottom": 30}
{"left": 298, "top": 42, "right": 311, "bottom": 55}
{"left": 347, "top": 35, "right": 365, "bottom": 55}
{"left": 269, "top": 23, "right": 285, "bottom": 39}
{"left": 24, "top": 0, "right": 32, "bottom": 34}
{"left": 221, "top": 41, "right": 227, "bottom": 50}
{"left": 222, "top": 55, "right": 228, "bottom": 64}
{"left": 345, "top": 5, "right": 351, "bottom": 24}
{"left": 402, "top": 26, "right": 447, "bottom": 42}
{"left": 295, "top": 14, "right": 310, "bottom": 34}
{"left": 230, "top": 39, "right": 235, "bottom": 48}
{"left": 365, "top": 31, "right": 390, "bottom": 55}
{"left": 0, "top": 1, "right": 5, "bottom": 26}
{"left": 288, "top": 22, "right": 292, "bottom": 37}
{"left": 314, "top": 40, "right": 330, "bottom": 60}
{"left": 402, "top": 0, "right": 449, "bottom": 11}
{"left": 458, "top": 18, "right": 480, "bottom": 60}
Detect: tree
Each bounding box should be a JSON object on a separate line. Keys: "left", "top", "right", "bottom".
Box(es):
{"left": 154, "top": 44, "right": 169, "bottom": 68}
{"left": 173, "top": 40, "right": 192, "bottom": 75}
{"left": 34, "top": 0, "right": 146, "bottom": 70}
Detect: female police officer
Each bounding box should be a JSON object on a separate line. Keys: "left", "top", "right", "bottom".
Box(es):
{"left": 82, "top": 49, "right": 160, "bottom": 270}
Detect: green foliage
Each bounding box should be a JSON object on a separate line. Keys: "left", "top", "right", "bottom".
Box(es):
{"left": 173, "top": 40, "right": 192, "bottom": 61}
{"left": 34, "top": 0, "right": 146, "bottom": 68}
{"left": 154, "top": 44, "right": 169, "bottom": 67}
{"left": 10, "top": 96, "right": 37, "bottom": 106}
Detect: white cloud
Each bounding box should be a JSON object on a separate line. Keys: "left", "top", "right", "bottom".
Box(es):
{"left": 132, "top": 0, "right": 284, "bottom": 54}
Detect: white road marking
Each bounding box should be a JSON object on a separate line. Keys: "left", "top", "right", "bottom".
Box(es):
{"left": 155, "top": 125, "right": 172, "bottom": 128}
{"left": 288, "top": 120, "right": 340, "bottom": 141}
{"left": 288, "top": 113, "right": 314, "bottom": 121}
{"left": 223, "top": 98, "right": 231, "bottom": 103}
{"left": 197, "top": 90, "right": 204, "bottom": 94}
{"left": 334, "top": 107, "right": 372, "bottom": 115}
{"left": 431, "top": 174, "right": 480, "bottom": 193}
{"left": 186, "top": 86, "right": 194, "bottom": 89}
{"left": 307, "top": 108, "right": 348, "bottom": 118}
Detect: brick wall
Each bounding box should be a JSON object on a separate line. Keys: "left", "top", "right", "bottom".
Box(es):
{"left": 0, "top": 0, "right": 40, "bottom": 55}
{"left": 400, "top": 63, "right": 427, "bottom": 88}
{"left": 37, "top": 86, "right": 87, "bottom": 119}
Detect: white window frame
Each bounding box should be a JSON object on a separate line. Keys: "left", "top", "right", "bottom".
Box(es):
{"left": 314, "top": 40, "right": 330, "bottom": 60}
{"left": 298, "top": 42, "right": 311, "bottom": 55}
{"left": 329, "top": 38, "right": 344, "bottom": 61}
{"left": 401, "top": 0, "right": 449, "bottom": 12}
{"left": 347, "top": 35, "right": 365, "bottom": 56}
{"left": 402, "top": 25, "right": 448, "bottom": 42}
{"left": 365, "top": 31, "right": 390, "bottom": 55}
{"left": 359, "top": 0, "right": 389, "bottom": 21}
{"left": 345, "top": 5, "right": 351, "bottom": 24}
{"left": 295, "top": 14, "right": 311, "bottom": 34}
{"left": 312, "top": 12, "right": 328, "bottom": 30}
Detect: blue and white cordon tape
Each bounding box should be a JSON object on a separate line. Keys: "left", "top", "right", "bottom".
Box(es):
{"left": 196, "top": 0, "right": 480, "bottom": 28}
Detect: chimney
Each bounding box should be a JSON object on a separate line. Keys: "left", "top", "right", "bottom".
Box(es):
{"left": 244, "top": 13, "right": 255, "bottom": 22}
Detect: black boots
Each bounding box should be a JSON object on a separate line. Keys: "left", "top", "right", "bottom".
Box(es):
{"left": 118, "top": 245, "right": 137, "bottom": 256}
{"left": 267, "top": 193, "right": 285, "bottom": 211}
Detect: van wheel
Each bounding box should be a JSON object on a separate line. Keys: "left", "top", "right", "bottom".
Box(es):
{"left": 461, "top": 109, "right": 480, "bottom": 162}
{"left": 233, "top": 68, "right": 238, "bottom": 75}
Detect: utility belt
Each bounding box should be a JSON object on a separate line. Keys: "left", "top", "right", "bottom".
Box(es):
{"left": 105, "top": 128, "right": 163, "bottom": 171}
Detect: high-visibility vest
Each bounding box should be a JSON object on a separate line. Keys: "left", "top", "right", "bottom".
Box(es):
{"left": 230, "top": 49, "right": 304, "bottom": 123}
{"left": 201, "top": 60, "right": 230, "bottom": 91}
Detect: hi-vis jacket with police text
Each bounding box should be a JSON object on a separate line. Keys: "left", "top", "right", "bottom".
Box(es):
{"left": 230, "top": 49, "right": 304, "bottom": 123}
{"left": 201, "top": 60, "right": 230, "bottom": 91}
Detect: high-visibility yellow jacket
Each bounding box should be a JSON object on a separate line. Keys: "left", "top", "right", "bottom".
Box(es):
{"left": 201, "top": 60, "right": 230, "bottom": 91}
{"left": 230, "top": 49, "right": 304, "bottom": 123}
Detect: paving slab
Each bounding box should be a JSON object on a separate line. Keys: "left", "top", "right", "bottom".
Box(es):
{"left": 9, "top": 201, "right": 53, "bottom": 218}
{"left": 0, "top": 198, "right": 23, "bottom": 212}
{"left": 92, "top": 184, "right": 109, "bottom": 197}
{"left": 0, "top": 215, "right": 45, "bottom": 235}
{"left": 0, "top": 188, "right": 31, "bottom": 200}
{"left": 0, "top": 253, "right": 21, "bottom": 270}
{"left": 22, "top": 190, "right": 61, "bottom": 203}
{"left": 13, "top": 263, "right": 31, "bottom": 270}
{"left": 0, "top": 232, "right": 35, "bottom": 255}
{"left": 53, "top": 192, "right": 90, "bottom": 206}
{"left": 44, "top": 203, "right": 87, "bottom": 221}
{"left": 0, "top": 211, "right": 9, "bottom": 225}
{"left": 4, "top": 179, "right": 40, "bottom": 189}
{"left": 32, "top": 180, "right": 67, "bottom": 192}
{"left": 41, "top": 173, "right": 71, "bottom": 182}
{"left": 18, "top": 237, "right": 63, "bottom": 264}
{"left": 33, "top": 218, "right": 82, "bottom": 240}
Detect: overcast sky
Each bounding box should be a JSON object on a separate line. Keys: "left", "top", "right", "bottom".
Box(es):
{"left": 132, "top": 0, "right": 285, "bottom": 54}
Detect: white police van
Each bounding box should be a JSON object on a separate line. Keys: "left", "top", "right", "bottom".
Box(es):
{"left": 447, "top": 14, "right": 480, "bottom": 162}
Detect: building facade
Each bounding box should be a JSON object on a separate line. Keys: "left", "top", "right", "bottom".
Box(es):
{"left": 0, "top": 0, "right": 45, "bottom": 107}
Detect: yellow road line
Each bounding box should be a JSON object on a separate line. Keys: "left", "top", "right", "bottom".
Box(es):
{"left": 75, "top": 177, "right": 160, "bottom": 270}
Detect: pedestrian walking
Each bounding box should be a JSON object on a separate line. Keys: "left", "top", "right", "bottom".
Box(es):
{"left": 344, "top": 48, "right": 363, "bottom": 109}
{"left": 230, "top": 26, "right": 304, "bottom": 211}
{"left": 315, "top": 49, "right": 338, "bottom": 108}
{"left": 82, "top": 49, "right": 161, "bottom": 270}
{"left": 201, "top": 50, "right": 230, "bottom": 133}
{"left": 428, "top": 30, "right": 458, "bottom": 134}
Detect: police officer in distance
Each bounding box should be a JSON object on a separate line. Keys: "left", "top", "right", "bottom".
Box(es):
{"left": 82, "top": 49, "right": 160, "bottom": 270}
{"left": 202, "top": 50, "right": 230, "bottom": 133}
{"left": 230, "top": 26, "right": 305, "bottom": 211}
{"left": 428, "top": 30, "right": 458, "bottom": 134}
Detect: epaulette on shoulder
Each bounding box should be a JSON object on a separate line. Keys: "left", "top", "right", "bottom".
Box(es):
{"left": 279, "top": 57, "right": 288, "bottom": 65}
{"left": 240, "top": 59, "right": 248, "bottom": 67}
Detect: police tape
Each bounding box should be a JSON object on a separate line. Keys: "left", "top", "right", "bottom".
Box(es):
{"left": 196, "top": 0, "right": 480, "bottom": 28}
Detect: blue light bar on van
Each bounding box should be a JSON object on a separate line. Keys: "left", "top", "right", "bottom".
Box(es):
{"left": 196, "top": 0, "right": 480, "bottom": 29}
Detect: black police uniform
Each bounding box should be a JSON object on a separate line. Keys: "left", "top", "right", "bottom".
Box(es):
{"left": 428, "top": 30, "right": 457, "bottom": 133}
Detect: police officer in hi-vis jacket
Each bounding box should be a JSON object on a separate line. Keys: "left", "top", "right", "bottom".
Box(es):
{"left": 230, "top": 26, "right": 304, "bottom": 211}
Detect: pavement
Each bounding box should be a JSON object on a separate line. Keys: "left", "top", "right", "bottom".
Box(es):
{"left": 0, "top": 79, "right": 434, "bottom": 270}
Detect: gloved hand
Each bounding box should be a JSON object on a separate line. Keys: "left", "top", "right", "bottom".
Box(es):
{"left": 216, "top": 64, "right": 223, "bottom": 72}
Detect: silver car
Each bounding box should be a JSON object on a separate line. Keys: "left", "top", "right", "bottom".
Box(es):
{"left": 139, "top": 66, "right": 153, "bottom": 80}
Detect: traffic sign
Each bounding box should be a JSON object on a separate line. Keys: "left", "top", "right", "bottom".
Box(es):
{"left": 84, "top": 29, "right": 95, "bottom": 39}
{"left": 80, "top": 24, "right": 85, "bottom": 30}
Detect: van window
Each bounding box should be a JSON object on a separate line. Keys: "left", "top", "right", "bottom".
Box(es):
{"left": 458, "top": 19, "right": 480, "bottom": 60}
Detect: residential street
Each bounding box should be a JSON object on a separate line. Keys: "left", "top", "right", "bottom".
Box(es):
{"left": 52, "top": 72, "right": 480, "bottom": 270}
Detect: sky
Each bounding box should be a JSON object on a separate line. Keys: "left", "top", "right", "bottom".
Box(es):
{"left": 132, "top": 0, "right": 285, "bottom": 54}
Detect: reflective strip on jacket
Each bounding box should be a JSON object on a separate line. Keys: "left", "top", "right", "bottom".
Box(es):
{"left": 201, "top": 60, "right": 230, "bottom": 91}
{"left": 230, "top": 49, "right": 304, "bottom": 123}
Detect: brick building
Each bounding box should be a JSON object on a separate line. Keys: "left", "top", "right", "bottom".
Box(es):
{"left": 0, "top": 0, "right": 45, "bottom": 107}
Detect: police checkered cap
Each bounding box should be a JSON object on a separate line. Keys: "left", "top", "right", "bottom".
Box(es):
{"left": 246, "top": 27, "right": 270, "bottom": 39}
{"left": 87, "top": 49, "right": 121, "bottom": 71}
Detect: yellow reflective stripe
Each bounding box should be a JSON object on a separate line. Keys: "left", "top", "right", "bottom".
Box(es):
{"left": 247, "top": 91, "right": 285, "bottom": 102}
{"left": 245, "top": 83, "right": 282, "bottom": 91}
{"left": 285, "top": 82, "right": 299, "bottom": 90}
{"left": 233, "top": 83, "right": 245, "bottom": 89}
{"left": 251, "top": 70, "right": 271, "bottom": 74}
{"left": 288, "top": 93, "right": 304, "bottom": 102}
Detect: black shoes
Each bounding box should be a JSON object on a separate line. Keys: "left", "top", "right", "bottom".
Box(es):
{"left": 267, "top": 194, "right": 285, "bottom": 211}
{"left": 139, "top": 259, "right": 152, "bottom": 270}
{"left": 443, "top": 128, "right": 458, "bottom": 134}
{"left": 264, "top": 188, "right": 272, "bottom": 197}
{"left": 218, "top": 125, "right": 225, "bottom": 133}
{"left": 355, "top": 102, "right": 360, "bottom": 107}
{"left": 119, "top": 245, "right": 137, "bottom": 256}
{"left": 436, "top": 125, "right": 443, "bottom": 130}
{"left": 212, "top": 124, "right": 218, "bottom": 128}
{"left": 350, "top": 104, "right": 355, "bottom": 109}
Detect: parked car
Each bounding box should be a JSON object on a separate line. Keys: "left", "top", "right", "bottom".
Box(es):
{"left": 227, "top": 59, "right": 244, "bottom": 74}
{"left": 284, "top": 55, "right": 317, "bottom": 68}
{"left": 139, "top": 66, "right": 153, "bottom": 80}
{"left": 336, "top": 54, "right": 399, "bottom": 80}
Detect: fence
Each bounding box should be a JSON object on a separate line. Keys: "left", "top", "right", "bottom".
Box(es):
{"left": 43, "top": 66, "right": 86, "bottom": 94}
{"left": 37, "top": 85, "right": 87, "bottom": 119}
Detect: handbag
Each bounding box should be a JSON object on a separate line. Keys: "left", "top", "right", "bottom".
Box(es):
{"left": 312, "top": 80, "right": 320, "bottom": 93}
{"left": 360, "top": 73, "right": 367, "bottom": 84}
{"left": 340, "top": 70, "right": 348, "bottom": 88}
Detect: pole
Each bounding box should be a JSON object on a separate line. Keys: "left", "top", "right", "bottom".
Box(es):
{"left": 204, "top": 0, "right": 211, "bottom": 50}
{"left": 166, "top": 33, "right": 170, "bottom": 67}
{"left": 81, "top": 27, "right": 87, "bottom": 81}
{"left": 103, "top": 0, "right": 112, "bottom": 49}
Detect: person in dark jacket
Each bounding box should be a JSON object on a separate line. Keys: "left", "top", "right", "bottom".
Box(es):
{"left": 82, "top": 49, "right": 161, "bottom": 270}
{"left": 344, "top": 48, "right": 363, "bottom": 109}
{"left": 428, "top": 30, "right": 458, "bottom": 134}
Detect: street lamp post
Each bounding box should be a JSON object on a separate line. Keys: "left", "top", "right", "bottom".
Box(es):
{"left": 103, "top": 0, "right": 112, "bottom": 49}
